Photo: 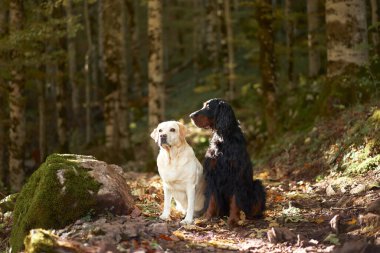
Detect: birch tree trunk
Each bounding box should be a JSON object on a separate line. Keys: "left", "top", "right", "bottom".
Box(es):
{"left": 307, "top": 0, "right": 321, "bottom": 78}
{"left": 120, "top": 0, "right": 132, "bottom": 152}
{"left": 224, "top": 0, "right": 236, "bottom": 100}
{"left": 8, "top": 0, "right": 25, "bottom": 191}
{"left": 65, "top": 0, "right": 78, "bottom": 120}
{"left": 148, "top": 0, "right": 165, "bottom": 153}
{"left": 256, "top": 0, "right": 277, "bottom": 136}
{"left": 370, "top": 0, "right": 380, "bottom": 54}
{"left": 326, "top": 0, "right": 369, "bottom": 78}
{"left": 285, "top": 0, "right": 294, "bottom": 86}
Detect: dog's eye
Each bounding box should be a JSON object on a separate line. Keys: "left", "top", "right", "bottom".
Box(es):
{"left": 170, "top": 128, "right": 175, "bottom": 132}
{"left": 158, "top": 129, "right": 162, "bottom": 132}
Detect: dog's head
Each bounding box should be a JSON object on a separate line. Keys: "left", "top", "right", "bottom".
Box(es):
{"left": 150, "top": 121, "right": 187, "bottom": 149}
{"left": 189, "top": 98, "right": 238, "bottom": 132}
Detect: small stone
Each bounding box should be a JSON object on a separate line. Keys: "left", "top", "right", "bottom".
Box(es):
{"left": 366, "top": 198, "right": 380, "bottom": 215}
{"left": 326, "top": 185, "right": 336, "bottom": 196}
{"left": 267, "top": 227, "right": 297, "bottom": 244}
{"left": 330, "top": 215, "right": 340, "bottom": 234}
{"left": 350, "top": 184, "right": 366, "bottom": 194}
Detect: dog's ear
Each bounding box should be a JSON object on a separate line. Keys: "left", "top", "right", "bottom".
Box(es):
{"left": 177, "top": 122, "right": 187, "bottom": 141}
{"left": 150, "top": 128, "right": 158, "bottom": 142}
{"left": 215, "top": 100, "right": 236, "bottom": 131}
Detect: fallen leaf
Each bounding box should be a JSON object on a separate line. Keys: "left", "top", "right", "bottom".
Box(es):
{"left": 172, "top": 230, "right": 186, "bottom": 240}
{"left": 346, "top": 218, "right": 357, "bottom": 225}
{"left": 158, "top": 234, "right": 173, "bottom": 241}
{"left": 313, "top": 217, "right": 325, "bottom": 224}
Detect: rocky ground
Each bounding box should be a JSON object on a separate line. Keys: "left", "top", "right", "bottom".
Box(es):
{"left": 2, "top": 169, "right": 378, "bottom": 253}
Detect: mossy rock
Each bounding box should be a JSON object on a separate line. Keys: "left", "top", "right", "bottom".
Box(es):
{"left": 10, "top": 154, "right": 135, "bottom": 253}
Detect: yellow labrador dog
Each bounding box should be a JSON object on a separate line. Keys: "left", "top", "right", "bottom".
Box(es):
{"left": 150, "top": 121, "right": 205, "bottom": 224}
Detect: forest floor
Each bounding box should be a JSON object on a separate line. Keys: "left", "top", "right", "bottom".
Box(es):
{"left": 2, "top": 170, "right": 378, "bottom": 253}
{"left": 1, "top": 104, "right": 380, "bottom": 252}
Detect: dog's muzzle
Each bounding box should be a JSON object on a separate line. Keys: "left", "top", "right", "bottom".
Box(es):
{"left": 159, "top": 135, "right": 171, "bottom": 148}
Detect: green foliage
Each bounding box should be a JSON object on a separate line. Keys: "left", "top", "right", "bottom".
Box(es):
{"left": 10, "top": 154, "right": 101, "bottom": 253}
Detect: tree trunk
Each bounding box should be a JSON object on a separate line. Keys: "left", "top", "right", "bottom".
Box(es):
{"left": 0, "top": 1, "right": 8, "bottom": 186}
{"left": 256, "top": 0, "right": 277, "bottom": 136}
{"left": 38, "top": 80, "right": 46, "bottom": 163}
{"left": 102, "top": 1, "right": 124, "bottom": 150}
{"left": 125, "top": 0, "right": 143, "bottom": 98}
{"left": 370, "top": 0, "right": 380, "bottom": 54}
{"left": 148, "top": 0, "right": 165, "bottom": 153}
{"left": 65, "top": 0, "right": 78, "bottom": 120}
{"left": 205, "top": 0, "right": 221, "bottom": 86}
{"left": 84, "top": 0, "right": 92, "bottom": 145}
{"left": 8, "top": 0, "right": 25, "bottom": 191}
{"left": 224, "top": 0, "right": 236, "bottom": 100}
{"left": 119, "top": 0, "right": 132, "bottom": 153}
{"left": 104, "top": 92, "right": 119, "bottom": 148}
{"left": 307, "top": 0, "right": 321, "bottom": 78}
{"left": 326, "top": 0, "right": 369, "bottom": 78}
{"left": 193, "top": 0, "right": 201, "bottom": 85}
{"left": 285, "top": 0, "right": 295, "bottom": 86}
{"left": 97, "top": 0, "right": 106, "bottom": 95}
{"left": 56, "top": 63, "right": 69, "bottom": 153}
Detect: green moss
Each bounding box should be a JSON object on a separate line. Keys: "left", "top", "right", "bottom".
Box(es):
{"left": 10, "top": 154, "right": 101, "bottom": 253}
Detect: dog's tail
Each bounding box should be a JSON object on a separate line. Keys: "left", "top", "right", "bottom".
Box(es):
{"left": 250, "top": 179, "right": 266, "bottom": 218}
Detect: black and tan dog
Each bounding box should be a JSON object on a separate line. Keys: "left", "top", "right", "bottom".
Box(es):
{"left": 190, "top": 98, "right": 266, "bottom": 226}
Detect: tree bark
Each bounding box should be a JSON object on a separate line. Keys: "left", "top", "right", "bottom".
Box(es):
{"left": 120, "top": 0, "right": 132, "bottom": 152}
{"left": 205, "top": 0, "right": 221, "bottom": 84}
{"left": 256, "top": 0, "right": 277, "bottom": 136}
{"left": 307, "top": 0, "right": 321, "bottom": 78}
{"left": 8, "top": 0, "right": 25, "bottom": 191}
{"left": 148, "top": 0, "right": 165, "bottom": 153}
{"left": 84, "top": 0, "right": 92, "bottom": 144}
{"left": 65, "top": 0, "right": 78, "bottom": 120}
{"left": 326, "top": 0, "right": 369, "bottom": 78}
{"left": 38, "top": 80, "right": 46, "bottom": 163}
{"left": 370, "top": 0, "right": 380, "bottom": 54}
{"left": 125, "top": 0, "right": 143, "bottom": 98}
{"left": 193, "top": 0, "right": 201, "bottom": 85}
{"left": 224, "top": 0, "right": 236, "bottom": 100}
{"left": 56, "top": 63, "right": 69, "bottom": 153}
{"left": 285, "top": 0, "right": 294, "bottom": 85}
{"left": 97, "top": 0, "right": 106, "bottom": 95}
{"left": 0, "top": 2, "right": 8, "bottom": 187}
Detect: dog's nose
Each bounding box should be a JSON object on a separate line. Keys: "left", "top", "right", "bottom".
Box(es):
{"left": 160, "top": 134, "right": 167, "bottom": 138}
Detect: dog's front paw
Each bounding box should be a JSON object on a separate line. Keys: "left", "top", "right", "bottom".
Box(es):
{"left": 180, "top": 218, "right": 193, "bottom": 225}
{"left": 159, "top": 214, "right": 170, "bottom": 221}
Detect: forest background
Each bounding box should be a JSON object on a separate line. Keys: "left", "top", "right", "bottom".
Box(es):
{"left": 0, "top": 0, "right": 379, "bottom": 193}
